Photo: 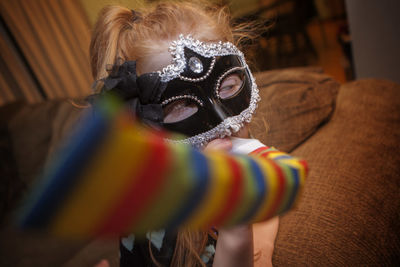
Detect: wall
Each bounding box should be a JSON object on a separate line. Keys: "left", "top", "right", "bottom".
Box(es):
{"left": 80, "top": 0, "right": 146, "bottom": 26}
{"left": 80, "top": 0, "right": 261, "bottom": 26}
{"left": 345, "top": 0, "right": 400, "bottom": 83}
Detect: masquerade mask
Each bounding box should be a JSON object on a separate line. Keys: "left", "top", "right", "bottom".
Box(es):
{"left": 158, "top": 35, "right": 260, "bottom": 147}
{"left": 97, "top": 35, "right": 259, "bottom": 148}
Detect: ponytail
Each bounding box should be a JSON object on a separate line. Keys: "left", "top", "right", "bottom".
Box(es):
{"left": 90, "top": 6, "right": 136, "bottom": 80}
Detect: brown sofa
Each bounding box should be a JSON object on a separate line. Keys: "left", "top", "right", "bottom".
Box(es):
{"left": 0, "top": 68, "right": 399, "bottom": 266}
{"left": 251, "top": 70, "right": 400, "bottom": 266}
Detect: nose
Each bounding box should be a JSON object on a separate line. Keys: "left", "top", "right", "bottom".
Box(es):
{"left": 209, "top": 98, "right": 232, "bottom": 121}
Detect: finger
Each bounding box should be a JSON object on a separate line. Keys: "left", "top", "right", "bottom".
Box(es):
{"left": 93, "top": 259, "right": 110, "bottom": 267}
{"left": 204, "top": 138, "right": 233, "bottom": 152}
{"left": 232, "top": 123, "right": 250, "bottom": 138}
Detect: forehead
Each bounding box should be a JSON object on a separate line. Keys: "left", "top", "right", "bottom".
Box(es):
{"left": 137, "top": 50, "right": 173, "bottom": 75}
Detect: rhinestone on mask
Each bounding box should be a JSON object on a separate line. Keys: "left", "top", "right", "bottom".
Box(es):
{"left": 188, "top": 56, "right": 203, "bottom": 73}
{"left": 179, "top": 57, "right": 216, "bottom": 82}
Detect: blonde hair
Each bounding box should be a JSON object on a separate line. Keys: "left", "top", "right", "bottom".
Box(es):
{"left": 89, "top": 1, "right": 261, "bottom": 266}
{"left": 90, "top": 1, "right": 236, "bottom": 81}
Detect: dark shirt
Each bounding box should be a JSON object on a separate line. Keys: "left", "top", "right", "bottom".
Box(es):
{"left": 120, "top": 230, "right": 216, "bottom": 267}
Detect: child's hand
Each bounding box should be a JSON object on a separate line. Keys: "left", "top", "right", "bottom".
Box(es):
{"left": 93, "top": 259, "right": 109, "bottom": 267}
{"left": 232, "top": 123, "right": 250, "bottom": 138}
{"left": 204, "top": 138, "right": 253, "bottom": 267}
{"left": 213, "top": 225, "right": 254, "bottom": 267}
{"left": 204, "top": 138, "right": 232, "bottom": 152}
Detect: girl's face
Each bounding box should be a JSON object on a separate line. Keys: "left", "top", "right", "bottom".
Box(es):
{"left": 140, "top": 35, "right": 258, "bottom": 147}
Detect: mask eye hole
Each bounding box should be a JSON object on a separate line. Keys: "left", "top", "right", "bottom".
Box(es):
{"left": 218, "top": 72, "right": 244, "bottom": 99}
{"left": 163, "top": 99, "right": 198, "bottom": 123}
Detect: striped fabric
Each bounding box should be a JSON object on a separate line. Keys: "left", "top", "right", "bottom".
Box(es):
{"left": 18, "top": 97, "right": 308, "bottom": 239}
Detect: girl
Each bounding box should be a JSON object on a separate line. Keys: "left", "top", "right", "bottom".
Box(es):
{"left": 90, "top": 1, "right": 280, "bottom": 266}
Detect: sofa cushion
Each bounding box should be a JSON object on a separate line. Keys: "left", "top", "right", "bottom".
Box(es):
{"left": 7, "top": 100, "right": 83, "bottom": 188}
{"left": 0, "top": 100, "right": 85, "bottom": 223}
{"left": 0, "top": 100, "right": 101, "bottom": 267}
{"left": 0, "top": 102, "right": 25, "bottom": 222}
{"left": 273, "top": 79, "right": 400, "bottom": 265}
{"left": 251, "top": 69, "right": 340, "bottom": 152}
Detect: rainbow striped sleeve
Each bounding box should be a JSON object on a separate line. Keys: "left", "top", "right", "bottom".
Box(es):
{"left": 18, "top": 97, "right": 307, "bottom": 238}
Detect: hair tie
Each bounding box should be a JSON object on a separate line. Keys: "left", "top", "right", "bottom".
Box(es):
{"left": 131, "top": 9, "right": 141, "bottom": 23}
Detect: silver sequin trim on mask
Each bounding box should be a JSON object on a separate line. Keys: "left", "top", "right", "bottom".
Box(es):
{"left": 158, "top": 34, "right": 243, "bottom": 82}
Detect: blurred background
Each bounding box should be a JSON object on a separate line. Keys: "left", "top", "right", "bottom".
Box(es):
{"left": 0, "top": 0, "right": 399, "bottom": 106}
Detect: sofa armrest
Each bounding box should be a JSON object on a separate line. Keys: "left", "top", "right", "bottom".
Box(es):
{"left": 273, "top": 79, "right": 400, "bottom": 265}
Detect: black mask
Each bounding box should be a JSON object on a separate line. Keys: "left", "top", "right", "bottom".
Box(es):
{"left": 157, "top": 35, "right": 260, "bottom": 147}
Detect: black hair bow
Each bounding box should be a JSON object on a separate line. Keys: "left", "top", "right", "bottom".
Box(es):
{"left": 92, "top": 61, "right": 167, "bottom": 126}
